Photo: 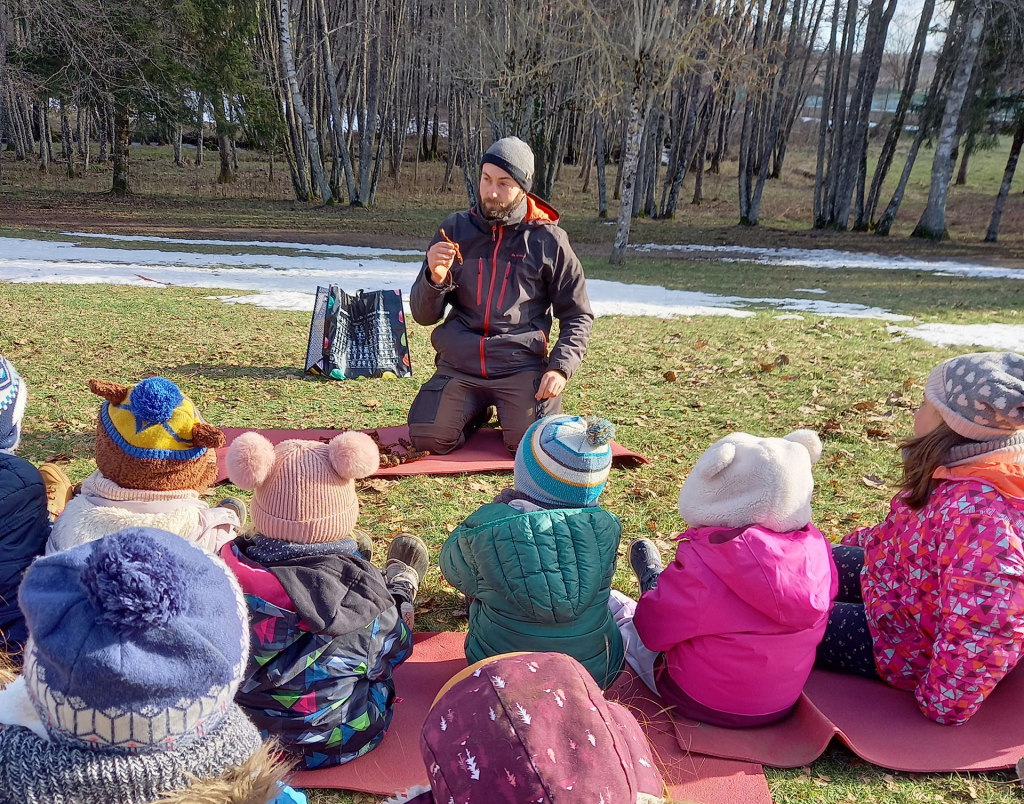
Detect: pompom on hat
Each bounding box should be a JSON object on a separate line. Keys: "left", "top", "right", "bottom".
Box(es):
{"left": 678, "top": 429, "right": 823, "bottom": 533}
{"left": 514, "top": 414, "right": 615, "bottom": 508}
{"left": 18, "top": 527, "right": 249, "bottom": 754}
{"left": 90, "top": 377, "right": 225, "bottom": 492}
{"left": 0, "top": 356, "right": 27, "bottom": 453}
{"left": 227, "top": 431, "right": 379, "bottom": 544}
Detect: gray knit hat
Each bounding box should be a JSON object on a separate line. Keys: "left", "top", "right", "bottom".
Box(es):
{"left": 925, "top": 352, "right": 1024, "bottom": 440}
{"left": 481, "top": 136, "right": 535, "bottom": 192}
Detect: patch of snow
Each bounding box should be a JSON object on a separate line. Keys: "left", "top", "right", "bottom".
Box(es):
{"left": 0, "top": 233, "right": 910, "bottom": 321}
{"left": 774, "top": 314, "right": 805, "bottom": 320}
{"left": 634, "top": 243, "right": 1024, "bottom": 280}
{"left": 901, "top": 323, "right": 1024, "bottom": 352}
{"left": 61, "top": 231, "right": 419, "bottom": 258}
{"left": 794, "top": 288, "right": 827, "bottom": 294}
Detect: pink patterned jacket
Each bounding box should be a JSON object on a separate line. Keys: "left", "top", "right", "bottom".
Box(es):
{"left": 844, "top": 477, "right": 1024, "bottom": 725}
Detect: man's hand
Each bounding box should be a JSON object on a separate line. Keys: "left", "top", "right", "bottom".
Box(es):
{"left": 535, "top": 370, "right": 567, "bottom": 400}
{"left": 427, "top": 241, "right": 458, "bottom": 285}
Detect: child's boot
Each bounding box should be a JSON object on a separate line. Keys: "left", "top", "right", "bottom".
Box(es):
{"left": 385, "top": 534, "right": 429, "bottom": 629}
{"left": 629, "top": 538, "right": 663, "bottom": 594}
{"left": 37, "top": 463, "right": 73, "bottom": 520}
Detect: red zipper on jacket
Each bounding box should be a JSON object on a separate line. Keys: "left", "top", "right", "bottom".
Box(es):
{"left": 479, "top": 225, "right": 503, "bottom": 378}
{"left": 476, "top": 258, "right": 483, "bottom": 305}
{"left": 497, "top": 262, "right": 511, "bottom": 310}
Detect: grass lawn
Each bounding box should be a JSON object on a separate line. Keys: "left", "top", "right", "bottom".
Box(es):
{"left": 2, "top": 249, "right": 1023, "bottom": 802}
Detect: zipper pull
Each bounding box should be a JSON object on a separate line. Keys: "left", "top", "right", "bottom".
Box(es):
{"left": 491, "top": 225, "right": 496, "bottom": 242}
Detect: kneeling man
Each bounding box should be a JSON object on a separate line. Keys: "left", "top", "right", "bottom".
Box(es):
{"left": 408, "top": 136, "right": 593, "bottom": 454}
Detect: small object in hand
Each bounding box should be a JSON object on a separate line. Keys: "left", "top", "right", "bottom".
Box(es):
{"left": 440, "top": 228, "right": 463, "bottom": 264}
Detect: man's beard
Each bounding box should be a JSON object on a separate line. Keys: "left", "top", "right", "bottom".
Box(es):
{"left": 480, "top": 191, "right": 525, "bottom": 222}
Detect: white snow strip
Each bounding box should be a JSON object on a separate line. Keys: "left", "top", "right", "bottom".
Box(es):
{"left": 900, "top": 323, "right": 1024, "bottom": 352}
{"left": 0, "top": 234, "right": 909, "bottom": 320}
{"left": 794, "top": 288, "right": 827, "bottom": 294}
{"left": 60, "top": 231, "right": 420, "bottom": 258}
{"left": 774, "top": 314, "right": 806, "bottom": 320}
{"left": 634, "top": 243, "right": 1024, "bottom": 280}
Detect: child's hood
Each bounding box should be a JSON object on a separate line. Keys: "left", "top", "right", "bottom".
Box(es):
{"left": 684, "top": 524, "right": 836, "bottom": 628}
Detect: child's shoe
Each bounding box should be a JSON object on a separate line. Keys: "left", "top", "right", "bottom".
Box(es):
{"left": 629, "top": 538, "right": 663, "bottom": 594}
{"left": 386, "top": 534, "right": 429, "bottom": 629}
{"left": 37, "top": 462, "right": 73, "bottom": 520}
{"left": 216, "top": 496, "right": 248, "bottom": 527}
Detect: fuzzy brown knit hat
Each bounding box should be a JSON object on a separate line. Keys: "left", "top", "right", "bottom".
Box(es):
{"left": 90, "top": 377, "right": 225, "bottom": 493}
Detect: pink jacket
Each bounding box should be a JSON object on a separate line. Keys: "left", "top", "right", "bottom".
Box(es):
{"left": 634, "top": 524, "right": 837, "bottom": 717}
{"left": 844, "top": 476, "right": 1024, "bottom": 725}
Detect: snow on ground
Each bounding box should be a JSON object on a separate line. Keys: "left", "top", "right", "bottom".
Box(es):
{"left": 634, "top": 243, "right": 1024, "bottom": 280}
{"left": 0, "top": 233, "right": 913, "bottom": 321}
{"left": 895, "top": 323, "right": 1024, "bottom": 352}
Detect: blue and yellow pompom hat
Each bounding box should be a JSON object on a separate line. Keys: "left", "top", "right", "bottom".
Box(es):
{"left": 0, "top": 357, "right": 27, "bottom": 453}
{"left": 514, "top": 414, "right": 615, "bottom": 508}
{"left": 90, "top": 377, "right": 225, "bottom": 492}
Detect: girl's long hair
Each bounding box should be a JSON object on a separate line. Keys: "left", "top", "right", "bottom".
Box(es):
{"left": 900, "top": 422, "right": 975, "bottom": 509}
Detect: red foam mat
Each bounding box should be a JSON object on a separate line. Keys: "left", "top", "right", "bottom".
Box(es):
{"left": 672, "top": 665, "right": 1024, "bottom": 773}
{"left": 291, "top": 632, "right": 772, "bottom": 804}
{"left": 216, "top": 424, "right": 648, "bottom": 483}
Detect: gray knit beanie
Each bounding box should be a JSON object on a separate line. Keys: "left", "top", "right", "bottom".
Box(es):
{"left": 925, "top": 352, "right": 1024, "bottom": 440}
{"left": 481, "top": 136, "right": 535, "bottom": 192}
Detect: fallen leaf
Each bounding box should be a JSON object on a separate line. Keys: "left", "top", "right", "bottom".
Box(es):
{"left": 866, "top": 428, "right": 890, "bottom": 439}
{"left": 663, "top": 333, "right": 682, "bottom": 344}
{"left": 445, "top": 523, "right": 456, "bottom": 533}
{"left": 653, "top": 539, "right": 674, "bottom": 551}
{"left": 852, "top": 400, "right": 877, "bottom": 412}
{"left": 362, "top": 478, "right": 396, "bottom": 494}
{"left": 966, "top": 781, "right": 978, "bottom": 800}
{"left": 452, "top": 605, "right": 469, "bottom": 618}
{"left": 663, "top": 370, "right": 678, "bottom": 382}
{"left": 469, "top": 480, "right": 493, "bottom": 493}
{"left": 694, "top": 338, "right": 710, "bottom": 350}
{"left": 903, "top": 376, "right": 916, "bottom": 390}
{"left": 862, "top": 474, "right": 886, "bottom": 488}
{"left": 363, "top": 398, "right": 382, "bottom": 408}
{"left": 759, "top": 362, "right": 777, "bottom": 373}
{"left": 776, "top": 354, "right": 791, "bottom": 366}
{"left": 822, "top": 419, "right": 844, "bottom": 435}
{"left": 882, "top": 773, "right": 895, "bottom": 788}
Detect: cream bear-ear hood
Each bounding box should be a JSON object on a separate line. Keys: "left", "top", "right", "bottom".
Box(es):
{"left": 678, "top": 431, "right": 819, "bottom": 533}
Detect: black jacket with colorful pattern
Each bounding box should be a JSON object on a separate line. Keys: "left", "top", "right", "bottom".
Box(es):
{"left": 410, "top": 195, "right": 593, "bottom": 380}
{"left": 221, "top": 541, "right": 413, "bottom": 769}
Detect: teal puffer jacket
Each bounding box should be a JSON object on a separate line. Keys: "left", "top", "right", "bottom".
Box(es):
{"left": 440, "top": 502, "right": 624, "bottom": 688}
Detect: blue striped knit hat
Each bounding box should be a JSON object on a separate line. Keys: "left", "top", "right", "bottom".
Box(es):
{"left": 514, "top": 415, "right": 615, "bottom": 508}
{"left": 0, "top": 357, "right": 26, "bottom": 453}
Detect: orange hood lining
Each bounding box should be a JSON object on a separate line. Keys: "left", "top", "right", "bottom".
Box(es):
{"left": 934, "top": 461, "right": 1024, "bottom": 501}
{"left": 524, "top": 194, "right": 559, "bottom": 225}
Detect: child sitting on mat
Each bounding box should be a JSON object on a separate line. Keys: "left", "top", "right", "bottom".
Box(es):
{"left": 440, "top": 414, "right": 624, "bottom": 688}
{"left": 613, "top": 429, "right": 837, "bottom": 727}
{"left": 47, "top": 377, "right": 243, "bottom": 555}
{"left": 384, "top": 651, "right": 666, "bottom": 804}
{"left": 0, "top": 357, "right": 50, "bottom": 658}
{"left": 224, "top": 431, "right": 427, "bottom": 768}
{"left": 818, "top": 352, "right": 1024, "bottom": 725}
{"left": 0, "top": 526, "right": 302, "bottom": 804}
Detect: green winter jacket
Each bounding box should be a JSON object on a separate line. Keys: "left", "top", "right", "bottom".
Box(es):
{"left": 440, "top": 502, "right": 624, "bottom": 688}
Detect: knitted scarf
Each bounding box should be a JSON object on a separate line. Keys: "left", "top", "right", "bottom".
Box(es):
{"left": 0, "top": 705, "right": 261, "bottom": 804}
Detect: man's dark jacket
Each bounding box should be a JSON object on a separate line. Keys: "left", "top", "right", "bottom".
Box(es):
{"left": 410, "top": 195, "right": 593, "bottom": 380}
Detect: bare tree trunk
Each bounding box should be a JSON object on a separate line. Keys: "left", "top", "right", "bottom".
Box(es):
{"left": 37, "top": 98, "right": 48, "bottom": 172}
{"left": 196, "top": 93, "right": 205, "bottom": 166}
{"left": 77, "top": 105, "right": 90, "bottom": 173}
{"left": 214, "top": 95, "right": 235, "bottom": 183}
{"left": 317, "top": 0, "right": 356, "bottom": 203}
{"left": 94, "top": 107, "right": 108, "bottom": 163}
{"left": 985, "top": 116, "right": 1024, "bottom": 242}
{"left": 280, "top": 0, "right": 331, "bottom": 202}
{"left": 111, "top": 98, "right": 131, "bottom": 196}
{"left": 912, "top": 0, "right": 988, "bottom": 240}
{"left": 611, "top": 82, "right": 650, "bottom": 265}
{"left": 864, "top": 0, "right": 935, "bottom": 226}
{"left": 595, "top": 113, "right": 608, "bottom": 217}
{"left": 954, "top": 128, "right": 974, "bottom": 185}
{"left": 59, "top": 99, "right": 72, "bottom": 176}
{"left": 172, "top": 123, "right": 184, "bottom": 166}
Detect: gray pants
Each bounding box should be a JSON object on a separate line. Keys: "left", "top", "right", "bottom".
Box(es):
{"left": 407, "top": 366, "right": 562, "bottom": 454}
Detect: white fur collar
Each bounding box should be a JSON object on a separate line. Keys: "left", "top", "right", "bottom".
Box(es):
{"left": 0, "top": 676, "right": 48, "bottom": 740}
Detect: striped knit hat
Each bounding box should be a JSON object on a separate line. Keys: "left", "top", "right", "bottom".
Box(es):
{"left": 514, "top": 415, "right": 615, "bottom": 509}
{"left": 0, "top": 357, "right": 26, "bottom": 453}
{"left": 226, "top": 431, "right": 380, "bottom": 544}
{"left": 90, "top": 377, "right": 226, "bottom": 492}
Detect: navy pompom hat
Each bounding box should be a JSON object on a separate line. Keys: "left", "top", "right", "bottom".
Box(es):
{"left": 514, "top": 414, "right": 615, "bottom": 508}
{"left": 18, "top": 528, "right": 249, "bottom": 754}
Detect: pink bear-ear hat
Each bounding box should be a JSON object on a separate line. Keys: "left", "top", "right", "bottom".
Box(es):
{"left": 328, "top": 431, "right": 380, "bottom": 480}
{"left": 226, "top": 432, "right": 277, "bottom": 490}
